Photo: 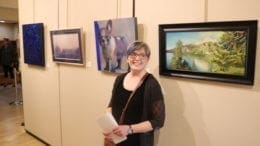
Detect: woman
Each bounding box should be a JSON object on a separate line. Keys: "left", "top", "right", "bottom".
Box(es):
{"left": 104, "top": 41, "right": 165, "bottom": 146}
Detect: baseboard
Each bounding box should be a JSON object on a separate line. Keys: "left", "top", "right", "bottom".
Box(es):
{"left": 25, "top": 129, "right": 50, "bottom": 146}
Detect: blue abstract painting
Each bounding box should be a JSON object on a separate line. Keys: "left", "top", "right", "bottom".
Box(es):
{"left": 22, "top": 23, "right": 45, "bottom": 66}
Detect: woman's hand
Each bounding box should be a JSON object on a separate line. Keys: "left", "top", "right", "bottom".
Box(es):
{"left": 113, "top": 125, "right": 130, "bottom": 137}
{"left": 103, "top": 125, "right": 130, "bottom": 144}
{"left": 103, "top": 131, "right": 114, "bottom": 143}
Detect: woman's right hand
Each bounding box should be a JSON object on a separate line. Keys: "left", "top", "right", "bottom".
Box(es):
{"left": 103, "top": 131, "right": 114, "bottom": 143}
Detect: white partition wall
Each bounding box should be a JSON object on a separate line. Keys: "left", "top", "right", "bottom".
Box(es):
{"left": 19, "top": 0, "right": 260, "bottom": 146}
{"left": 19, "top": 0, "right": 61, "bottom": 145}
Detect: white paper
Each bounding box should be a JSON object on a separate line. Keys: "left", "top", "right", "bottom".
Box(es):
{"left": 97, "top": 112, "right": 127, "bottom": 144}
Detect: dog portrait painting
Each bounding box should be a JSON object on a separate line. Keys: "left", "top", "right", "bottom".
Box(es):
{"left": 94, "top": 17, "right": 137, "bottom": 73}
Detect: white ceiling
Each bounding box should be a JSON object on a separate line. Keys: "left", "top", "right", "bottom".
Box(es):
{"left": 0, "top": 0, "right": 18, "bottom": 23}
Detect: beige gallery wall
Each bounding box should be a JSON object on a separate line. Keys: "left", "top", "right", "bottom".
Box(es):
{"left": 19, "top": 0, "right": 260, "bottom": 146}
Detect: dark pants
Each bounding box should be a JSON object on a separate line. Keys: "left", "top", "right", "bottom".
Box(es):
{"left": 2, "top": 65, "right": 14, "bottom": 78}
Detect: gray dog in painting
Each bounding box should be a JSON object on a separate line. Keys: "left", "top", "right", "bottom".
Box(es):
{"left": 99, "top": 20, "right": 128, "bottom": 72}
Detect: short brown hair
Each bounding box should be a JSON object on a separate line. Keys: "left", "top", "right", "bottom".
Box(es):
{"left": 127, "top": 41, "right": 151, "bottom": 58}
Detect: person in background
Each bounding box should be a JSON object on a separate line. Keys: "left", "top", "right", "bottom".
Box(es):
{"left": 103, "top": 41, "right": 165, "bottom": 146}
{"left": 0, "top": 38, "right": 16, "bottom": 79}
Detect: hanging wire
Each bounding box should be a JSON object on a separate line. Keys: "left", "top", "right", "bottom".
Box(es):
{"left": 33, "top": 0, "right": 35, "bottom": 22}
{"left": 116, "top": 0, "right": 135, "bottom": 18}
{"left": 132, "top": 0, "right": 135, "bottom": 17}
{"left": 204, "top": 0, "right": 208, "bottom": 21}
{"left": 116, "top": 0, "right": 119, "bottom": 18}
{"left": 57, "top": 0, "right": 60, "bottom": 29}
{"left": 66, "top": 0, "right": 69, "bottom": 27}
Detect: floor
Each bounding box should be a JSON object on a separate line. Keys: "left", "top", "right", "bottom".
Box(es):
{"left": 0, "top": 81, "right": 46, "bottom": 146}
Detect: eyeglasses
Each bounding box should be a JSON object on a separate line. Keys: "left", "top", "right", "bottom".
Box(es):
{"left": 129, "top": 52, "right": 147, "bottom": 59}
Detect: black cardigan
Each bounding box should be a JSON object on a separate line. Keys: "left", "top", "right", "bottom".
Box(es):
{"left": 109, "top": 73, "right": 165, "bottom": 146}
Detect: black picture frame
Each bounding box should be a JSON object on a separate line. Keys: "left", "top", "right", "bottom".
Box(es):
{"left": 159, "top": 20, "right": 257, "bottom": 85}
{"left": 50, "top": 28, "right": 84, "bottom": 65}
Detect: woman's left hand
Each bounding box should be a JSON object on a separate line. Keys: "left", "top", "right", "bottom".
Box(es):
{"left": 113, "top": 125, "right": 129, "bottom": 137}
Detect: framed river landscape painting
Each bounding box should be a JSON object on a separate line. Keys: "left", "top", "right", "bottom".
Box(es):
{"left": 159, "top": 20, "right": 257, "bottom": 85}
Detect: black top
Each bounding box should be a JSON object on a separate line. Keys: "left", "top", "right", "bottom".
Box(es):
{"left": 109, "top": 73, "right": 165, "bottom": 146}
{"left": 0, "top": 44, "right": 16, "bottom": 66}
{"left": 111, "top": 74, "right": 145, "bottom": 146}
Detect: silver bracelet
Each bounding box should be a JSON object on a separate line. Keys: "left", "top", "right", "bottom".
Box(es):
{"left": 127, "top": 125, "right": 133, "bottom": 135}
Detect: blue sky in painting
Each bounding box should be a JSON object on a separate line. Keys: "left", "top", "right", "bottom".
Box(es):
{"left": 166, "top": 31, "right": 225, "bottom": 50}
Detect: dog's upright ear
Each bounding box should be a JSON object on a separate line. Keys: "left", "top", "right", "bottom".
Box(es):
{"left": 106, "top": 20, "right": 113, "bottom": 34}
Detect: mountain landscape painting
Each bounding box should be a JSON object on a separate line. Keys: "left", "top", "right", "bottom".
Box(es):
{"left": 166, "top": 30, "right": 247, "bottom": 76}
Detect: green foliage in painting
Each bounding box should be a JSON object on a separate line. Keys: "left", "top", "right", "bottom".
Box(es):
{"left": 170, "top": 31, "right": 246, "bottom": 76}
